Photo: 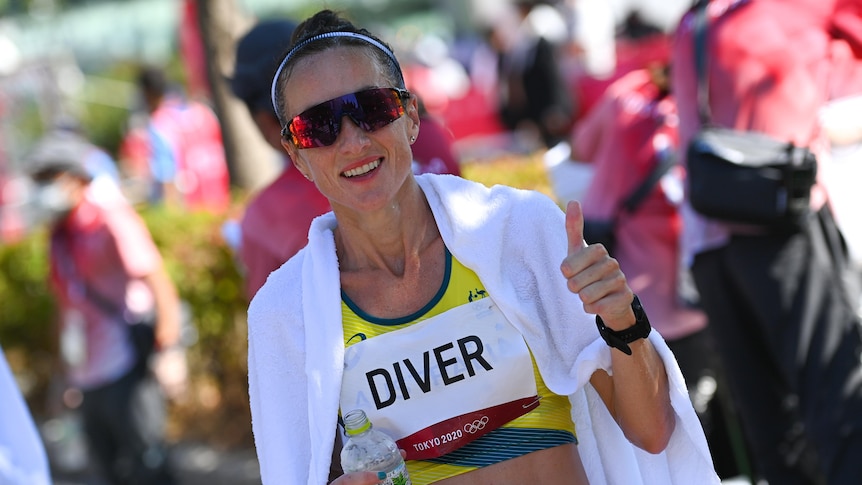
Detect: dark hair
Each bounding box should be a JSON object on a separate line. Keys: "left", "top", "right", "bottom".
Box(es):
{"left": 230, "top": 19, "right": 298, "bottom": 115}
{"left": 137, "top": 65, "right": 168, "bottom": 97}
{"left": 271, "top": 9, "right": 405, "bottom": 129}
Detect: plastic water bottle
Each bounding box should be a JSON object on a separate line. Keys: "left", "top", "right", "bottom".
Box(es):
{"left": 340, "top": 409, "right": 411, "bottom": 485}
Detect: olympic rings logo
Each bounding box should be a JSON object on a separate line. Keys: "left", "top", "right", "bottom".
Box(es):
{"left": 463, "top": 416, "right": 489, "bottom": 434}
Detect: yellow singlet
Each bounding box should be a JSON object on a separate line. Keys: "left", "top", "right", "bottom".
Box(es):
{"left": 342, "top": 248, "right": 576, "bottom": 484}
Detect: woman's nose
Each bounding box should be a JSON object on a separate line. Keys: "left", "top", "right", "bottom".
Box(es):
{"left": 336, "top": 114, "right": 371, "bottom": 150}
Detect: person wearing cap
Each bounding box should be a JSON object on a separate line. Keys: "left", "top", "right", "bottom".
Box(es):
{"left": 27, "top": 131, "right": 181, "bottom": 484}
{"left": 229, "top": 18, "right": 334, "bottom": 301}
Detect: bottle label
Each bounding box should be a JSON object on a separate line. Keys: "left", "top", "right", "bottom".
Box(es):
{"left": 381, "top": 461, "right": 411, "bottom": 485}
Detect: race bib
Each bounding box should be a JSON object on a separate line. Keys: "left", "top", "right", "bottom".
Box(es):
{"left": 340, "top": 298, "right": 538, "bottom": 460}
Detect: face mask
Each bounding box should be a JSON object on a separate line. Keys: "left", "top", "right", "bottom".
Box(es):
{"left": 36, "top": 182, "right": 75, "bottom": 223}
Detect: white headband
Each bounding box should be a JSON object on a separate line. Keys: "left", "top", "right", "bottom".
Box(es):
{"left": 269, "top": 31, "right": 401, "bottom": 116}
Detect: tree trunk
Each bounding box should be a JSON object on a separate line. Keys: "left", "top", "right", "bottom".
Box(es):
{"left": 194, "top": 0, "right": 279, "bottom": 191}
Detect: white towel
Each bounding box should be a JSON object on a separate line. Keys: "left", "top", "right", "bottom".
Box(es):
{"left": 248, "top": 173, "right": 720, "bottom": 484}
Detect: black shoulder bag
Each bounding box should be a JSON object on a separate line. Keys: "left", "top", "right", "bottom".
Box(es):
{"left": 583, "top": 148, "right": 676, "bottom": 254}
{"left": 685, "top": 0, "right": 817, "bottom": 230}
{"left": 84, "top": 284, "right": 157, "bottom": 373}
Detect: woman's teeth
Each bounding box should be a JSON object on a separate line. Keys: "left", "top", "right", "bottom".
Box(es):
{"left": 343, "top": 159, "right": 380, "bottom": 178}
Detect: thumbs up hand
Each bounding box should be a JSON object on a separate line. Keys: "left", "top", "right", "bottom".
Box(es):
{"left": 560, "top": 201, "right": 635, "bottom": 330}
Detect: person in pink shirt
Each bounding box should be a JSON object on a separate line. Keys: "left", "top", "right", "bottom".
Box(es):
{"left": 574, "top": 63, "right": 741, "bottom": 479}
{"left": 27, "top": 132, "right": 181, "bottom": 484}
{"left": 576, "top": 67, "right": 697, "bottom": 342}
{"left": 672, "top": 1, "right": 862, "bottom": 483}
{"left": 136, "top": 66, "right": 231, "bottom": 214}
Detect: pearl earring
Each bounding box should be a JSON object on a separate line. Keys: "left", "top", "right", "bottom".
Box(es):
{"left": 410, "top": 136, "right": 416, "bottom": 143}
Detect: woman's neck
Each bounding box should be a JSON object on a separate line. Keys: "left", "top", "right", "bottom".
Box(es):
{"left": 333, "top": 185, "right": 439, "bottom": 277}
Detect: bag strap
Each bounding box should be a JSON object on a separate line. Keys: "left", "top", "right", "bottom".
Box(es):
{"left": 83, "top": 282, "right": 128, "bottom": 321}
{"left": 693, "top": 0, "right": 755, "bottom": 126}
{"left": 693, "top": 0, "right": 712, "bottom": 125}
{"left": 620, "top": 147, "right": 676, "bottom": 214}
{"left": 52, "top": 228, "right": 130, "bottom": 322}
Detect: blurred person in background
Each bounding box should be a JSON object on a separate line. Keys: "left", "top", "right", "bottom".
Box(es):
{"left": 409, "top": 98, "right": 461, "bottom": 177}
{"left": 396, "top": 33, "right": 466, "bottom": 176}
{"left": 228, "top": 18, "right": 333, "bottom": 301}
{"left": 573, "top": 61, "right": 744, "bottom": 479}
{"left": 672, "top": 0, "right": 862, "bottom": 482}
{"left": 26, "top": 131, "right": 181, "bottom": 485}
{"left": 490, "top": 0, "right": 575, "bottom": 151}
{"left": 124, "top": 65, "right": 230, "bottom": 213}
{"left": 558, "top": 0, "right": 617, "bottom": 81}
{"left": 0, "top": 345, "right": 51, "bottom": 485}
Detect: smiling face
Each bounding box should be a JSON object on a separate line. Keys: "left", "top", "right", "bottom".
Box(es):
{"left": 280, "top": 46, "right": 420, "bottom": 215}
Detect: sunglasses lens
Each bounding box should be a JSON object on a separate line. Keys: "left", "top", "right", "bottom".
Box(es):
{"left": 290, "top": 105, "right": 340, "bottom": 148}
{"left": 288, "top": 88, "right": 407, "bottom": 148}
{"left": 353, "top": 89, "right": 406, "bottom": 132}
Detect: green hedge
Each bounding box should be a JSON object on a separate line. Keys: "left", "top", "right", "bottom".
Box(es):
{"left": 0, "top": 229, "right": 54, "bottom": 351}
{"left": 0, "top": 203, "right": 254, "bottom": 447}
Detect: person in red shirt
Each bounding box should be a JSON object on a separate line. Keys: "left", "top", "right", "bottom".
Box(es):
{"left": 27, "top": 132, "right": 180, "bottom": 484}
{"left": 410, "top": 101, "right": 461, "bottom": 177}
{"left": 228, "top": 19, "right": 333, "bottom": 301}
{"left": 672, "top": 1, "right": 862, "bottom": 483}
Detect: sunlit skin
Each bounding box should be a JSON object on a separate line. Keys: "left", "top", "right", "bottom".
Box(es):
{"left": 278, "top": 45, "right": 674, "bottom": 485}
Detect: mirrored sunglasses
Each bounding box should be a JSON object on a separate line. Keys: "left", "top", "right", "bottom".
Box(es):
{"left": 284, "top": 87, "right": 410, "bottom": 149}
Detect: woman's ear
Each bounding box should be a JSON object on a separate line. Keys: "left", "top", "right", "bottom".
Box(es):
{"left": 280, "top": 136, "right": 294, "bottom": 158}
{"left": 406, "top": 96, "right": 421, "bottom": 143}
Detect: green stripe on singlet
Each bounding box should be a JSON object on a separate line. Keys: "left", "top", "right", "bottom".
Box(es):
{"left": 422, "top": 428, "right": 576, "bottom": 468}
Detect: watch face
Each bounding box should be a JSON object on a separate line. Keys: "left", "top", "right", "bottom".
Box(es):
{"left": 632, "top": 296, "right": 648, "bottom": 322}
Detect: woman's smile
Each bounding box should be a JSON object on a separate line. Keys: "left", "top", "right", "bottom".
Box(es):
{"left": 342, "top": 158, "right": 381, "bottom": 178}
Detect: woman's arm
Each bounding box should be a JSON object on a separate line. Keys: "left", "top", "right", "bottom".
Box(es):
{"left": 589, "top": 341, "right": 674, "bottom": 453}
{"left": 560, "top": 201, "right": 675, "bottom": 453}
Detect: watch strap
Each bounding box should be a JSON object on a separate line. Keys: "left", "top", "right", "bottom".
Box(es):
{"left": 595, "top": 295, "right": 652, "bottom": 355}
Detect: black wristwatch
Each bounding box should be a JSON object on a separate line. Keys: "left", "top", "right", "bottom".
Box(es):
{"left": 595, "top": 295, "right": 651, "bottom": 355}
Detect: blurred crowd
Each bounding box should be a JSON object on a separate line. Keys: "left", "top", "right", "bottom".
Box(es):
{"left": 1, "top": 0, "right": 862, "bottom": 484}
